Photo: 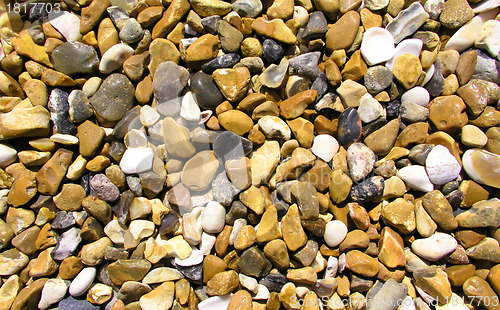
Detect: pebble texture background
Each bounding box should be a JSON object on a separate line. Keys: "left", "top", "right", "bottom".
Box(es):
{"left": 0, "top": 0, "right": 499, "bottom": 309}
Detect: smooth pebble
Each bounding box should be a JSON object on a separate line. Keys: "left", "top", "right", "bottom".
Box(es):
{"left": 324, "top": 220, "right": 348, "bottom": 247}
{"left": 311, "top": 134, "right": 339, "bottom": 162}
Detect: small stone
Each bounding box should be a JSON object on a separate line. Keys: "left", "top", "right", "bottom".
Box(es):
{"left": 99, "top": 43, "right": 134, "bottom": 74}
{"left": 90, "top": 174, "right": 120, "bottom": 202}
{"left": 350, "top": 176, "right": 384, "bottom": 203}
{"left": 107, "top": 259, "right": 151, "bottom": 285}
{"left": 345, "top": 250, "right": 379, "bottom": 277}
{"left": 338, "top": 107, "right": 362, "bottom": 146}
{"left": 440, "top": 0, "right": 474, "bottom": 29}
{"left": 139, "top": 281, "right": 174, "bottom": 310}
{"left": 326, "top": 11, "right": 360, "bottom": 51}
{"left": 462, "top": 149, "right": 500, "bottom": 189}
{"left": 289, "top": 52, "right": 321, "bottom": 80}
{"left": 191, "top": 71, "right": 224, "bottom": 110}
{"left": 465, "top": 237, "right": 500, "bottom": 263}
{"left": 218, "top": 110, "right": 254, "bottom": 136}
{"left": 58, "top": 296, "right": 99, "bottom": 310}
{"left": 0, "top": 105, "right": 51, "bottom": 140}
{"left": 262, "top": 39, "right": 285, "bottom": 65}
{"left": 206, "top": 270, "right": 239, "bottom": 296}
{"left": 324, "top": 220, "right": 348, "bottom": 248}
{"left": 238, "top": 246, "right": 272, "bottom": 277}
{"left": 360, "top": 27, "right": 395, "bottom": 66}
{"left": 282, "top": 204, "right": 307, "bottom": 251}
{"left": 202, "top": 201, "right": 225, "bottom": 234}
{"left": 414, "top": 266, "right": 452, "bottom": 303}
{"left": 213, "top": 67, "right": 250, "bottom": 102}
{"left": 252, "top": 17, "right": 297, "bottom": 45}
{"left": 250, "top": 140, "right": 280, "bottom": 186}
{"left": 412, "top": 233, "right": 458, "bottom": 261}
{"left": 90, "top": 73, "right": 134, "bottom": 125}
{"left": 0, "top": 249, "right": 29, "bottom": 276}
{"left": 68, "top": 90, "right": 93, "bottom": 123}
{"left": 258, "top": 116, "right": 292, "bottom": 140}
{"left": 346, "top": 142, "right": 376, "bottom": 183}
{"left": 185, "top": 34, "right": 220, "bottom": 63}
{"left": 386, "top": 2, "right": 429, "bottom": 44}
{"left": 397, "top": 165, "right": 434, "bottom": 192}
{"left": 38, "top": 278, "right": 70, "bottom": 310}
{"left": 381, "top": 198, "right": 416, "bottom": 234}
{"left": 48, "top": 10, "right": 82, "bottom": 41}
{"left": 119, "top": 18, "right": 144, "bottom": 44}
{"left": 463, "top": 276, "right": 499, "bottom": 310}
{"left": 10, "top": 278, "right": 48, "bottom": 310}
{"left": 364, "top": 65, "right": 393, "bottom": 94}
{"left": 51, "top": 42, "right": 99, "bottom": 76}
{"left": 69, "top": 267, "right": 96, "bottom": 297}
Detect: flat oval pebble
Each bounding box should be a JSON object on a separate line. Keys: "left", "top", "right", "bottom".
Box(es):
{"left": 69, "top": 267, "right": 96, "bottom": 297}
{"left": 425, "top": 145, "right": 461, "bottom": 185}
{"left": 360, "top": 27, "right": 395, "bottom": 66}
{"left": 411, "top": 232, "right": 458, "bottom": 261}
{"left": 397, "top": 165, "right": 434, "bottom": 192}
{"left": 324, "top": 220, "right": 348, "bottom": 247}
{"left": 201, "top": 201, "right": 226, "bottom": 233}
{"left": 401, "top": 86, "right": 430, "bottom": 107}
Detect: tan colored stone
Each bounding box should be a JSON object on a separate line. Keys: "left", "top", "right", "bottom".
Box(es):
{"left": 228, "top": 290, "right": 253, "bottom": 310}
{"left": 282, "top": 204, "right": 307, "bottom": 251}
{"left": 252, "top": 17, "right": 297, "bottom": 45}
{"left": 213, "top": 67, "right": 250, "bottom": 102}
{"left": 10, "top": 278, "right": 47, "bottom": 310}
{"left": 152, "top": 0, "right": 190, "bottom": 39}
{"left": 393, "top": 54, "right": 422, "bottom": 89}
{"left": 29, "top": 247, "right": 58, "bottom": 277}
{"left": 263, "top": 239, "right": 290, "bottom": 270}
{"left": 286, "top": 118, "right": 314, "bottom": 148}
{"left": 185, "top": 34, "right": 220, "bottom": 63}
{"left": 381, "top": 198, "right": 416, "bottom": 234}
{"left": 428, "top": 95, "right": 468, "bottom": 134}
{"left": 206, "top": 270, "right": 239, "bottom": 296}
{"left": 345, "top": 250, "right": 379, "bottom": 277}
{"left": 446, "top": 264, "right": 476, "bottom": 287}
{"left": 36, "top": 148, "right": 73, "bottom": 195}
{"left": 326, "top": 11, "right": 360, "bottom": 51}
{"left": 378, "top": 227, "right": 406, "bottom": 268}
{"left": 234, "top": 225, "right": 256, "bottom": 250}
{"left": 6, "top": 177, "right": 37, "bottom": 207}
{"left": 148, "top": 39, "right": 181, "bottom": 76}
{"left": 163, "top": 117, "right": 196, "bottom": 158}
{"left": 256, "top": 205, "right": 281, "bottom": 243}
{"left": 329, "top": 169, "right": 352, "bottom": 204}
{"left": 414, "top": 266, "right": 452, "bottom": 304}
{"left": 286, "top": 267, "right": 317, "bottom": 285}
{"left": 11, "top": 31, "right": 52, "bottom": 67}
{"left": 203, "top": 255, "right": 227, "bottom": 283}
{"left": 422, "top": 190, "right": 458, "bottom": 231}
{"left": 395, "top": 122, "right": 429, "bottom": 147}
{"left": 218, "top": 110, "right": 254, "bottom": 136}
{"left": 341, "top": 50, "right": 367, "bottom": 81}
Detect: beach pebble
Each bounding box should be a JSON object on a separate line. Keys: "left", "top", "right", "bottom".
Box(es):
{"left": 69, "top": 267, "right": 96, "bottom": 297}
{"left": 51, "top": 227, "right": 82, "bottom": 260}
{"left": 347, "top": 142, "right": 376, "bottom": 182}
{"left": 357, "top": 93, "right": 384, "bottom": 123}
{"left": 99, "top": 43, "right": 135, "bottom": 74}
{"left": 198, "top": 295, "right": 232, "bottom": 310}
{"left": 0, "top": 143, "right": 17, "bottom": 168}
{"left": 386, "top": 39, "right": 423, "bottom": 71}
{"left": 360, "top": 27, "right": 395, "bottom": 66}
{"left": 401, "top": 87, "right": 430, "bottom": 107}
{"left": 180, "top": 92, "right": 201, "bottom": 122}
{"left": 385, "top": 2, "right": 429, "bottom": 44}
{"left": 311, "top": 134, "right": 339, "bottom": 162}
{"left": 39, "top": 279, "right": 70, "bottom": 310}
{"left": 258, "top": 116, "right": 292, "bottom": 140}
{"left": 462, "top": 149, "right": 500, "bottom": 189}
{"left": 397, "top": 165, "right": 434, "bottom": 192}
{"left": 175, "top": 248, "right": 204, "bottom": 266}
{"left": 411, "top": 233, "right": 458, "bottom": 261}
{"left": 119, "top": 147, "right": 154, "bottom": 174}
{"left": 324, "top": 220, "right": 348, "bottom": 247}
{"left": 425, "top": 145, "right": 461, "bottom": 185}
{"left": 202, "top": 201, "right": 226, "bottom": 234}
{"left": 48, "top": 10, "right": 82, "bottom": 41}
{"left": 475, "top": 19, "right": 500, "bottom": 57}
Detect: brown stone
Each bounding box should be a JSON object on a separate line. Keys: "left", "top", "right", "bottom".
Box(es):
{"left": 252, "top": 17, "right": 297, "bottom": 45}
{"left": 279, "top": 90, "right": 317, "bottom": 119}
{"left": 148, "top": 39, "right": 181, "bottom": 76}
{"left": 185, "top": 34, "right": 220, "bottom": 63}
{"left": 227, "top": 290, "right": 252, "bottom": 310}
{"left": 463, "top": 276, "right": 499, "bottom": 310}
{"left": 364, "top": 119, "right": 400, "bottom": 155}
{"left": 36, "top": 148, "right": 73, "bottom": 195}
{"left": 53, "top": 183, "right": 86, "bottom": 211}
{"left": 341, "top": 50, "right": 367, "bottom": 81}
{"left": 381, "top": 198, "right": 416, "bottom": 234}
{"left": 422, "top": 190, "right": 458, "bottom": 231}
{"left": 7, "top": 177, "right": 37, "bottom": 207}
{"left": 152, "top": 0, "right": 190, "bottom": 39}
{"left": 80, "top": 0, "right": 110, "bottom": 34}
{"left": 206, "top": 270, "right": 239, "bottom": 296}
{"left": 10, "top": 278, "right": 47, "bottom": 310}
{"left": 446, "top": 264, "right": 476, "bottom": 287}
{"left": 339, "top": 230, "right": 370, "bottom": 252}
{"left": 287, "top": 118, "right": 314, "bottom": 148}
{"left": 301, "top": 159, "right": 332, "bottom": 192}
{"left": 345, "top": 250, "right": 379, "bottom": 277}
{"left": 395, "top": 122, "right": 429, "bottom": 147}
{"left": 263, "top": 239, "right": 290, "bottom": 270}
{"left": 414, "top": 266, "right": 452, "bottom": 304}
{"left": 97, "top": 18, "right": 119, "bottom": 55}
{"left": 203, "top": 255, "right": 227, "bottom": 283}
{"left": 218, "top": 110, "right": 254, "bottom": 136}
{"left": 428, "top": 95, "right": 468, "bottom": 134}
{"left": 234, "top": 225, "right": 256, "bottom": 250}
{"left": 29, "top": 247, "right": 58, "bottom": 277}
{"left": 282, "top": 204, "right": 307, "bottom": 251}
{"left": 213, "top": 67, "right": 250, "bottom": 102}
{"left": 378, "top": 227, "right": 406, "bottom": 268}
{"left": 326, "top": 11, "right": 360, "bottom": 51}
{"left": 456, "top": 50, "right": 477, "bottom": 85}
{"left": 256, "top": 205, "right": 281, "bottom": 243}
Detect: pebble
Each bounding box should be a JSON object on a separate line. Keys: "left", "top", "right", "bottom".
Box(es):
{"left": 462, "top": 149, "right": 500, "bottom": 189}
{"left": 202, "top": 201, "right": 226, "bottom": 233}
{"left": 51, "top": 42, "right": 99, "bottom": 76}
{"left": 425, "top": 145, "right": 461, "bottom": 185}
{"left": 51, "top": 227, "right": 82, "bottom": 260}
{"left": 259, "top": 58, "right": 289, "bottom": 88}
{"left": 397, "top": 165, "right": 434, "bottom": 192}
{"left": 360, "top": 27, "right": 395, "bottom": 66}
{"left": 190, "top": 71, "right": 224, "bottom": 110}
{"left": 440, "top": 0, "right": 474, "bottom": 29}
{"left": 347, "top": 142, "right": 376, "bottom": 183}
{"left": 289, "top": 52, "right": 321, "bottom": 80}
{"left": 38, "top": 278, "right": 70, "bottom": 310}
{"left": 364, "top": 66, "right": 393, "bottom": 94}
{"left": 48, "top": 10, "right": 82, "bottom": 42}
{"left": 258, "top": 116, "right": 292, "bottom": 140}
{"left": 338, "top": 107, "right": 362, "bottom": 146}
{"left": 198, "top": 295, "right": 232, "bottom": 310}
{"left": 119, "top": 147, "right": 154, "bottom": 174}
{"left": 262, "top": 39, "right": 285, "bottom": 65}
{"left": 69, "top": 267, "right": 96, "bottom": 297}
{"left": 0, "top": 144, "right": 17, "bottom": 168}
{"left": 99, "top": 43, "right": 134, "bottom": 74}
{"left": 58, "top": 296, "right": 99, "bottom": 310}
{"left": 411, "top": 233, "right": 458, "bottom": 261}
{"left": 401, "top": 86, "right": 430, "bottom": 107}
{"left": 324, "top": 220, "right": 348, "bottom": 248}
{"left": 311, "top": 134, "right": 339, "bottom": 162}
{"left": 90, "top": 73, "right": 134, "bottom": 125}
{"left": 358, "top": 93, "right": 384, "bottom": 123}
{"left": 386, "top": 2, "right": 429, "bottom": 44}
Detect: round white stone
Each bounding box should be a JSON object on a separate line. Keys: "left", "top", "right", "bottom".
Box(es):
{"left": 360, "top": 27, "right": 395, "bottom": 66}
{"left": 425, "top": 145, "right": 461, "bottom": 185}
{"left": 311, "top": 134, "right": 339, "bottom": 162}
{"left": 397, "top": 165, "right": 434, "bottom": 192}
{"left": 119, "top": 147, "right": 154, "bottom": 174}
{"left": 69, "top": 267, "right": 96, "bottom": 297}
{"left": 324, "top": 220, "right": 348, "bottom": 247}
{"left": 48, "top": 10, "right": 82, "bottom": 41}
{"left": 0, "top": 143, "right": 17, "bottom": 168}
{"left": 39, "top": 279, "right": 70, "bottom": 310}
{"left": 99, "top": 43, "right": 134, "bottom": 74}
{"left": 175, "top": 248, "right": 203, "bottom": 266}
{"left": 201, "top": 201, "right": 226, "bottom": 234}
{"left": 411, "top": 232, "right": 458, "bottom": 261}
{"left": 401, "top": 87, "right": 430, "bottom": 107}
{"left": 180, "top": 92, "right": 201, "bottom": 122}
{"left": 386, "top": 39, "right": 423, "bottom": 70}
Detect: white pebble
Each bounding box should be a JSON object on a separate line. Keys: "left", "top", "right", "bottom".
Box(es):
{"left": 254, "top": 284, "right": 270, "bottom": 300}
{"left": 119, "top": 147, "right": 154, "bottom": 174}
{"left": 201, "top": 201, "right": 226, "bottom": 234}
{"left": 357, "top": 93, "right": 384, "bottom": 123}
{"left": 180, "top": 92, "right": 201, "bottom": 122}
{"left": 50, "top": 134, "right": 79, "bottom": 145}
{"left": 175, "top": 248, "right": 203, "bottom": 266}
{"left": 324, "top": 220, "right": 348, "bottom": 247}
{"left": 399, "top": 296, "right": 416, "bottom": 310}
{"left": 386, "top": 39, "right": 423, "bottom": 70}
{"left": 239, "top": 274, "right": 259, "bottom": 294}
{"left": 48, "top": 10, "right": 82, "bottom": 41}
{"left": 140, "top": 105, "right": 160, "bottom": 127}
{"left": 325, "top": 256, "right": 338, "bottom": 278}
{"left": 293, "top": 6, "right": 309, "bottom": 27}
{"left": 397, "top": 165, "right": 434, "bottom": 192}
{"left": 82, "top": 77, "right": 102, "bottom": 97}
{"left": 99, "top": 43, "right": 134, "bottom": 74}
{"left": 425, "top": 145, "right": 461, "bottom": 185}
{"left": 472, "top": 0, "right": 500, "bottom": 13}
{"left": 311, "top": 134, "right": 339, "bottom": 162}
{"left": 69, "top": 267, "right": 96, "bottom": 297}
{"left": 411, "top": 232, "right": 458, "bottom": 261}
{"left": 258, "top": 115, "right": 291, "bottom": 140}
{"left": 401, "top": 87, "right": 430, "bottom": 107}
{"left": 0, "top": 143, "right": 17, "bottom": 168}
{"left": 475, "top": 19, "right": 500, "bottom": 57}
{"left": 445, "top": 8, "right": 499, "bottom": 52}
{"left": 360, "top": 27, "right": 395, "bottom": 66}
{"left": 198, "top": 295, "right": 232, "bottom": 310}
{"left": 229, "top": 218, "right": 247, "bottom": 246}
{"left": 39, "top": 279, "right": 70, "bottom": 310}
{"left": 346, "top": 143, "right": 376, "bottom": 183}
{"left": 200, "top": 232, "right": 216, "bottom": 255}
